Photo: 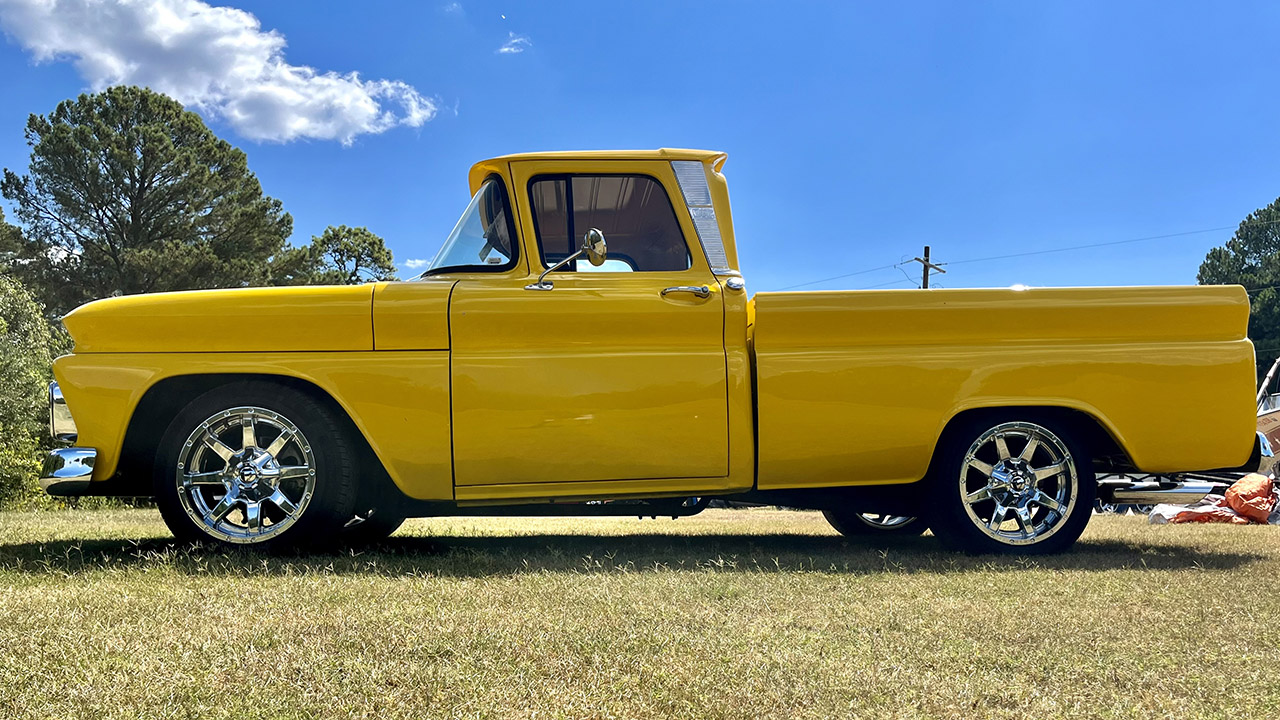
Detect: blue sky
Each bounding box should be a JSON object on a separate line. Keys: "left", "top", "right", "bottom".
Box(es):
{"left": 2, "top": 1, "right": 1279, "bottom": 292}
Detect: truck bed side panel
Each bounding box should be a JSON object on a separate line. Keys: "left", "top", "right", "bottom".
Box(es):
{"left": 751, "top": 286, "right": 1256, "bottom": 489}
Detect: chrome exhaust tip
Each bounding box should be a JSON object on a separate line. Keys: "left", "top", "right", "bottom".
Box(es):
{"left": 1098, "top": 476, "right": 1215, "bottom": 506}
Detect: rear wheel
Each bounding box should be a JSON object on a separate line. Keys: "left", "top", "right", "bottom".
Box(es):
{"left": 927, "top": 416, "right": 1095, "bottom": 555}
{"left": 154, "top": 381, "right": 358, "bottom": 548}
{"left": 824, "top": 509, "right": 927, "bottom": 536}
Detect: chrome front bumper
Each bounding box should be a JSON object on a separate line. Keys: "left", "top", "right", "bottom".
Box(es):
{"left": 43, "top": 381, "right": 93, "bottom": 496}
{"left": 40, "top": 447, "right": 96, "bottom": 496}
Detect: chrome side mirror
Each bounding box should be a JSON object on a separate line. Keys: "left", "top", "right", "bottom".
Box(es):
{"left": 526, "top": 228, "right": 608, "bottom": 291}
{"left": 582, "top": 228, "right": 607, "bottom": 267}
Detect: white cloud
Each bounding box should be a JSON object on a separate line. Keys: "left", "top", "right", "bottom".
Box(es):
{"left": 496, "top": 32, "right": 531, "bottom": 54}
{"left": 0, "top": 0, "right": 437, "bottom": 144}
{"left": 442, "top": 2, "right": 463, "bottom": 14}
{"left": 403, "top": 258, "right": 430, "bottom": 270}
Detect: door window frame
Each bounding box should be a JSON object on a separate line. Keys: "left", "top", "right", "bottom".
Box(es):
{"left": 526, "top": 172, "right": 697, "bottom": 273}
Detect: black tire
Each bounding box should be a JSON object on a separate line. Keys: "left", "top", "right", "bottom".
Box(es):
{"left": 823, "top": 509, "right": 928, "bottom": 537}
{"left": 926, "top": 413, "right": 1096, "bottom": 555}
{"left": 341, "top": 511, "right": 406, "bottom": 544}
{"left": 154, "top": 380, "right": 359, "bottom": 549}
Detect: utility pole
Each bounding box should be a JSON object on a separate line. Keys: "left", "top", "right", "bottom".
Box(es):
{"left": 911, "top": 245, "right": 946, "bottom": 289}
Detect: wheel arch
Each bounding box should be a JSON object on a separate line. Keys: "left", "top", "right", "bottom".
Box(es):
{"left": 115, "top": 373, "right": 402, "bottom": 507}
{"left": 926, "top": 404, "right": 1133, "bottom": 482}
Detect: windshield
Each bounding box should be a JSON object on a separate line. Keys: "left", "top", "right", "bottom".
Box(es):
{"left": 421, "top": 178, "right": 517, "bottom": 275}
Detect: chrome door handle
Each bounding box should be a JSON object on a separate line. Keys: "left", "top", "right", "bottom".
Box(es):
{"left": 661, "top": 285, "right": 711, "bottom": 299}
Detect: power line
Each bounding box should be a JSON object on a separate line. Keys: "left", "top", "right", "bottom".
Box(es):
{"left": 942, "top": 226, "right": 1240, "bottom": 267}
{"left": 776, "top": 217, "right": 1280, "bottom": 291}
{"left": 857, "top": 277, "right": 916, "bottom": 290}
{"left": 943, "top": 218, "right": 1280, "bottom": 267}
{"left": 776, "top": 262, "right": 903, "bottom": 291}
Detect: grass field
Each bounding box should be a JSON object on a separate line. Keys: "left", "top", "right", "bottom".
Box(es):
{"left": 0, "top": 508, "right": 1277, "bottom": 719}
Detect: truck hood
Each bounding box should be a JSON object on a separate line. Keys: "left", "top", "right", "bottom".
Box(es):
{"left": 62, "top": 285, "right": 378, "bottom": 353}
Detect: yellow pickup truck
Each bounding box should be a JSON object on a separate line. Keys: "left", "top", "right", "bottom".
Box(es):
{"left": 40, "top": 149, "right": 1270, "bottom": 554}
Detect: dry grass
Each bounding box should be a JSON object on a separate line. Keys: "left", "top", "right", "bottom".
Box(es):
{"left": 0, "top": 508, "right": 1276, "bottom": 719}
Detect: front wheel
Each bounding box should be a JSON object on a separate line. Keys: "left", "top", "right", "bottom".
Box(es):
{"left": 154, "top": 381, "right": 359, "bottom": 548}
{"left": 927, "top": 416, "right": 1095, "bottom": 555}
{"left": 341, "top": 511, "right": 406, "bottom": 544}
{"left": 824, "top": 509, "right": 927, "bottom": 537}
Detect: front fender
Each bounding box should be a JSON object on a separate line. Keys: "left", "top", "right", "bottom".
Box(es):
{"left": 54, "top": 352, "right": 453, "bottom": 500}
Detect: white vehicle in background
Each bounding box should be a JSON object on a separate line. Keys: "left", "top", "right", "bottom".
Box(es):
{"left": 1256, "top": 357, "right": 1280, "bottom": 449}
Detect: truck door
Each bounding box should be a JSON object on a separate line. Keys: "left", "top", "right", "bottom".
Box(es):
{"left": 450, "top": 162, "right": 729, "bottom": 488}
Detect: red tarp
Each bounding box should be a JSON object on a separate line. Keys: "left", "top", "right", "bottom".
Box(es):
{"left": 1161, "top": 474, "right": 1278, "bottom": 525}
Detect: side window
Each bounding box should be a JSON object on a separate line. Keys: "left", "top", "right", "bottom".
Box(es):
{"left": 423, "top": 176, "right": 518, "bottom": 274}
{"left": 529, "top": 175, "right": 692, "bottom": 272}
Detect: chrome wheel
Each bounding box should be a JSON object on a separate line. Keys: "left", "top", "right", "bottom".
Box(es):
{"left": 824, "top": 507, "right": 926, "bottom": 537}
{"left": 857, "top": 514, "right": 916, "bottom": 529}
{"left": 175, "top": 406, "right": 317, "bottom": 544}
{"left": 959, "top": 421, "right": 1078, "bottom": 546}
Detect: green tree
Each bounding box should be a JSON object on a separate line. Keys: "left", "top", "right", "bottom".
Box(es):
{"left": 0, "top": 208, "right": 21, "bottom": 271}
{"left": 1, "top": 86, "right": 292, "bottom": 316}
{"left": 0, "top": 275, "right": 53, "bottom": 505}
{"left": 1198, "top": 197, "right": 1280, "bottom": 380}
{"left": 277, "top": 225, "right": 398, "bottom": 285}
